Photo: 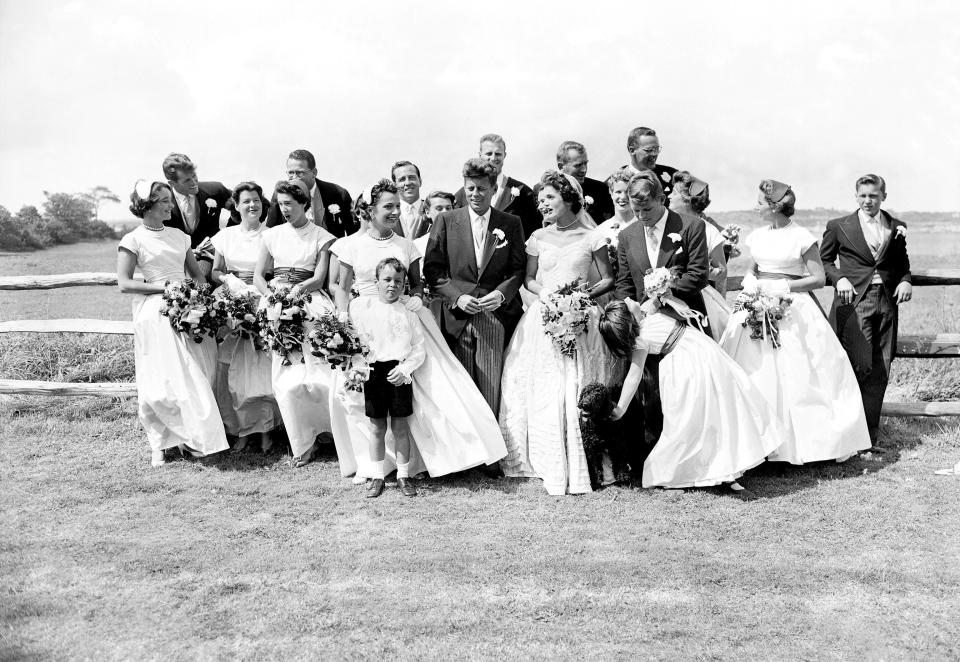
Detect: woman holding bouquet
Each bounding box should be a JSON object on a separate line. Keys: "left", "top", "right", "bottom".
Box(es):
{"left": 719, "top": 180, "right": 870, "bottom": 464}
{"left": 210, "top": 182, "right": 280, "bottom": 452}
{"left": 117, "top": 180, "right": 229, "bottom": 467}
{"left": 254, "top": 178, "right": 337, "bottom": 467}
{"left": 330, "top": 179, "right": 507, "bottom": 482}
{"left": 599, "top": 294, "right": 784, "bottom": 490}
{"left": 499, "top": 171, "right": 622, "bottom": 495}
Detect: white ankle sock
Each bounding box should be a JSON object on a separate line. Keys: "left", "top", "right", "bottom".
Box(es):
{"left": 397, "top": 462, "right": 410, "bottom": 479}
{"left": 371, "top": 461, "right": 385, "bottom": 480}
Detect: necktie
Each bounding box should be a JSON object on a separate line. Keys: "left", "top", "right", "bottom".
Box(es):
{"left": 646, "top": 225, "right": 658, "bottom": 263}
{"left": 867, "top": 218, "right": 881, "bottom": 255}
{"left": 184, "top": 195, "right": 198, "bottom": 233}
{"left": 474, "top": 216, "right": 486, "bottom": 250}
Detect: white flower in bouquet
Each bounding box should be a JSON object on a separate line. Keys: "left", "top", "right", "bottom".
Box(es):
{"left": 643, "top": 267, "right": 675, "bottom": 299}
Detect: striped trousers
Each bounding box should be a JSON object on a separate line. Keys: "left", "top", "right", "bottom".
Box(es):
{"left": 450, "top": 312, "right": 506, "bottom": 416}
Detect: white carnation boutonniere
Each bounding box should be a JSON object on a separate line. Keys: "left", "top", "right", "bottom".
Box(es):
{"left": 327, "top": 204, "right": 341, "bottom": 216}
{"left": 660, "top": 171, "right": 671, "bottom": 183}
{"left": 205, "top": 199, "right": 218, "bottom": 213}
{"left": 492, "top": 228, "right": 508, "bottom": 249}
{"left": 510, "top": 186, "right": 520, "bottom": 198}
{"left": 895, "top": 226, "right": 907, "bottom": 239}
{"left": 584, "top": 195, "right": 594, "bottom": 207}
{"left": 667, "top": 232, "right": 682, "bottom": 243}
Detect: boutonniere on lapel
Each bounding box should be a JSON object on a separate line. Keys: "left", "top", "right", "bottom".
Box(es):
{"left": 492, "top": 228, "right": 508, "bottom": 249}
{"left": 668, "top": 232, "right": 683, "bottom": 254}
{"left": 895, "top": 226, "right": 907, "bottom": 239}
{"left": 510, "top": 186, "right": 520, "bottom": 198}
{"left": 584, "top": 195, "right": 594, "bottom": 207}
{"left": 327, "top": 204, "right": 341, "bottom": 216}
{"left": 205, "top": 199, "right": 218, "bottom": 214}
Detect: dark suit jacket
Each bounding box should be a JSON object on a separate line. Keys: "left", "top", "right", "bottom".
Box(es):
{"left": 614, "top": 209, "right": 708, "bottom": 316}
{"left": 423, "top": 206, "right": 526, "bottom": 339}
{"left": 265, "top": 178, "right": 358, "bottom": 238}
{"left": 623, "top": 163, "right": 679, "bottom": 203}
{"left": 455, "top": 176, "right": 540, "bottom": 239}
{"left": 532, "top": 176, "right": 615, "bottom": 225}
{"left": 163, "top": 181, "right": 234, "bottom": 248}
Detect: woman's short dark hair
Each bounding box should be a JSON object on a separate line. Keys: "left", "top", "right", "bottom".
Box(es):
{"left": 231, "top": 181, "right": 264, "bottom": 206}
{"left": 129, "top": 181, "right": 173, "bottom": 218}
{"left": 539, "top": 171, "right": 582, "bottom": 214}
{"left": 354, "top": 178, "right": 399, "bottom": 222}
{"left": 599, "top": 300, "right": 639, "bottom": 358}
{"left": 759, "top": 180, "right": 796, "bottom": 218}
{"left": 275, "top": 180, "right": 311, "bottom": 211}
{"left": 375, "top": 257, "right": 407, "bottom": 279}
{"left": 671, "top": 171, "right": 711, "bottom": 214}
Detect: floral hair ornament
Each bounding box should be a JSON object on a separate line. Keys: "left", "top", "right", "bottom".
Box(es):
{"left": 359, "top": 184, "right": 376, "bottom": 207}
{"left": 134, "top": 179, "right": 153, "bottom": 201}
{"left": 759, "top": 179, "right": 791, "bottom": 203}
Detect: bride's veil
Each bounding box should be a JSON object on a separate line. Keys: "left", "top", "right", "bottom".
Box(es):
{"left": 561, "top": 172, "right": 598, "bottom": 229}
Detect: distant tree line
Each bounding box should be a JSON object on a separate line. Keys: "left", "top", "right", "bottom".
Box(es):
{"left": 0, "top": 188, "right": 119, "bottom": 252}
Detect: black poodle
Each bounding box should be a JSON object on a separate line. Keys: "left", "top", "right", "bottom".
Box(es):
{"left": 577, "top": 382, "right": 632, "bottom": 488}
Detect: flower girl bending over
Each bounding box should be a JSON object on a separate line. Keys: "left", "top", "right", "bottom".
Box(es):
{"left": 350, "top": 258, "right": 426, "bottom": 498}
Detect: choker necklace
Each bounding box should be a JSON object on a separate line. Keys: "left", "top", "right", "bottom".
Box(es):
{"left": 369, "top": 230, "right": 394, "bottom": 241}
{"left": 143, "top": 224, "right": 164, "bottom": 232}
{"left": 555, "top": 216, "right": 579, "bottom": 230}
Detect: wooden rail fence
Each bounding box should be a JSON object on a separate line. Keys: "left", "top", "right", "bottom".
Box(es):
{"left": 1, "top": 270, "right": 959, "bottom": 416}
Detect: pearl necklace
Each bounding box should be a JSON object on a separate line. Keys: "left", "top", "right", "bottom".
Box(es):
{"left": 369, "top": 230, "right": 395, "bottom": 241}
{"left": 555, "top": 216, "right": 579, "bottom": 230}
{"left": 143, "top": 224, "right": 164, "bottom": 232}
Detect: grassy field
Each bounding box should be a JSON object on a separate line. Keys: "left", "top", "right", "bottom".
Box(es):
{"left": 2, "top": 232, "right": 959, "bottom": 660}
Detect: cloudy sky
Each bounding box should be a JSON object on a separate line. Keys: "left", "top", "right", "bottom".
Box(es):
{"left": 1, "top": 0, "right": 958, "bottom": 218}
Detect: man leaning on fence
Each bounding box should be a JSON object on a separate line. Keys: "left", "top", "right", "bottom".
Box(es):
{"left": 821, "top": 174, "right": 912, "bottom": 445}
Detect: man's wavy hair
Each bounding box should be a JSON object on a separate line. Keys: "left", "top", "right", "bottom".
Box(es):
{"left": 539, "top": 171, "right": 582, "bottom": 214}
{"left": 626, "top": 126, "right": 657, "bottom": 153}
{"left": 161, "top": 153, "right": 196, "bottom": 183}
{"left": 462, "top": 158, "right": 497, "bottom": 186}
{"left": 390, "top": 160, "right": 421, "bottom": 182}
{"left": 129, "top": 181, "right": 173, "bottom": 218}
{"left": 354, "top": 178, "right": 399, "bottom": 222}
{"left": 627, "top": 171, "right": 664, "bottom": 201}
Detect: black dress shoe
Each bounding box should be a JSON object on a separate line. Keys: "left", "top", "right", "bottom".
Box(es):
{"left": 366, "top": 479, "right": 385, "bottom": 498}
{"left": 398, "top": 477, "right": 418, "bottom": 497}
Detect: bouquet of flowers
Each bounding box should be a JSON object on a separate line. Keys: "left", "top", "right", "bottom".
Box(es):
{"left": 159, "top": 279, "right": 227, "bottom": 343}
{"left": 307, "top": 312, "right": 370, "bottom": 369}
{"left": 643, "top": 267, "right": 677, "bottom": 300}
{"left": 603, "top": 224, "right": 622, "bottom": 276}
{"left": 732, "top": 289, "right": 793, "bottom": 348}
{"left": 540, "top": 278, "right": 593, "bottom": 358}
{"left": 343, "top": 363, "right": 373, "bottom": 392}
{"left": 218, "top": 288, "right": 269, "bottom": 351}
{"left": 260, "top": 283, "right": 314, "bottom": 365}
{"left": 721, "top": 224, "right": 742, "bottom": 258}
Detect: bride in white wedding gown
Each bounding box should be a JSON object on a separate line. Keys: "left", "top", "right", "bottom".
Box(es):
{"left": 499, "top": 172, "right": 624, "bottom": 495}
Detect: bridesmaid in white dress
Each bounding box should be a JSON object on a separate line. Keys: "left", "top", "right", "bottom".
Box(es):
{"left": 210, "top": 182, "right": 280, "bottom": 452}
{"left": 116, "top": 180, "right": 229, "bottom": 467}
{"left": 330, "top": 179, "right": 507, "bottom": 480}
{"left": 253, "top": 179, "right": 337, "bottom": 467}
{"left": 592, "top": 168, "right": 637, "bottom": 309}
{"left": 499, "top": 171, "right": 623, "bottom": 495}
{"left": 720, "top": 180, "right": 871, "bottom": 463}
{"left": 599, "top": 299, "right": 784, "bottom": 490}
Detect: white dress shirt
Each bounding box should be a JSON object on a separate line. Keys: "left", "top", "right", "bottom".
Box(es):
{"left": 400, "top": 198, "right": 421, "bottom": 237}
{"left": 858, "top": 208, "right": 888, "bottom": 284}
{"left": 304, "top": 182, "right": 323, "bottom": 225}
{"left": 172, "top": 188, "right": 198, "bottom": 234}
{"left": 643, "top": 208, "right": 670, "bottom": 267}
{"left": 467, "top": 206, "right": 489, "bottom": 266}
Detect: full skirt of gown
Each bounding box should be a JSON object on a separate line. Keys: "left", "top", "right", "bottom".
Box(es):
{"left": 330, "top": 298, "right": 508, "bottom": 478}
{"left": 131, "top": 293, "right": 229, "bottom": 455}
{"left": 214, "top": 333, "right": 280, "bottom": 437}
{"left": 499, "top": 302, "right": 625, "bottom": 495}
{"left": 719, "top": 292, "right": 871, "bottom": 463}
{"left": 644, "top": 329, "right": 785, "bottom": 488}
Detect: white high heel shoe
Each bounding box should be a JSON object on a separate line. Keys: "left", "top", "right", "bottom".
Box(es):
{"left": 151, "top": 449, "right": 166, "bottom": 467}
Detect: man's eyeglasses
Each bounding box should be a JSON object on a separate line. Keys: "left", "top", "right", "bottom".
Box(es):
{"left": 638, "top": 146, "right": 662, "bottom": 155}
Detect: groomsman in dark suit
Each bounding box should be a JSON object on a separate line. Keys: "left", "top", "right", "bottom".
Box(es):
{"left": 265, "top": 149, "right": 358, "bottom": 237}
{"left": 391, "top": 160, "right": 432, "bottom": 240}
{"left": 424, "top": 158, "right": 526, "bottom": 415}
{"left": 454, "top": 134, "right": 540, "bottom": 238}
{"left": 556, "top": 140, "right": 614, "bottom": 222}
{"left": 623, "top": 126, "right": 678, "bottom": 204}
{"left": 161, "top": 153, "right": 235, "bottom": 278}
{"left": 821, "top": 174, "right": 912, "bottom": 444}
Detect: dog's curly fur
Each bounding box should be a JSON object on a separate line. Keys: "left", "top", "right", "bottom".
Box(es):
{"left": 577, "top": 382, "right": 631, "bottom": 488}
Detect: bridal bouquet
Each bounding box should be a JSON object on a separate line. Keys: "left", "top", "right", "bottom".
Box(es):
{"left": 260, "top": 283, "right": 314, "bottom": 365}
{"left": 721, "top": 224, "right": 742, "bottom": 258}
{"left": 159, "top": 279, "right": 227, "bottom": 343}
{"left": 643, "top": 267, "right": 677, "bottom": 299}
{"left": 540, "top": 278, "right": 593, "bottom": 358}
{"left": 732, "top": 290, "right": 793, "bottom": 349}
{"left": 307, "top": 312, "right": 371, "bottom": 370}
{"left": 218, "top": 288, "right": 269, "bottom": 351}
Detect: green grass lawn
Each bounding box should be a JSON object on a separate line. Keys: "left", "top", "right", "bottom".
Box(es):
{"left": 2, "top": 237, "right": 960, "bottom": 660}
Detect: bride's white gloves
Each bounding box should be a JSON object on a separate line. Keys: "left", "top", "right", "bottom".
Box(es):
{"left": 740, "top": 272, "right": 760, "bottom": 295}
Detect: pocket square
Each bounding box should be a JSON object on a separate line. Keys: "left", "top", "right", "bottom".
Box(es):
{"left": 675, "top": 246, "right": 684, "bottom": 255}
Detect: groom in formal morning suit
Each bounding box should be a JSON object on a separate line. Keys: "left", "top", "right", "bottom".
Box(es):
{"left": 614, "top": 171, "right": 709, "bottom": 448}
{"left": 424, "top": 158, "right": 526, "bottom": 415}
{"left": 821, "top": 174, "right": 912, "bottom": 444}
{"left": 265, "top": 149, "right": 358, "bottom": 237}
{"left": 454, "top": 134, "right": 541, "bottom": 239}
